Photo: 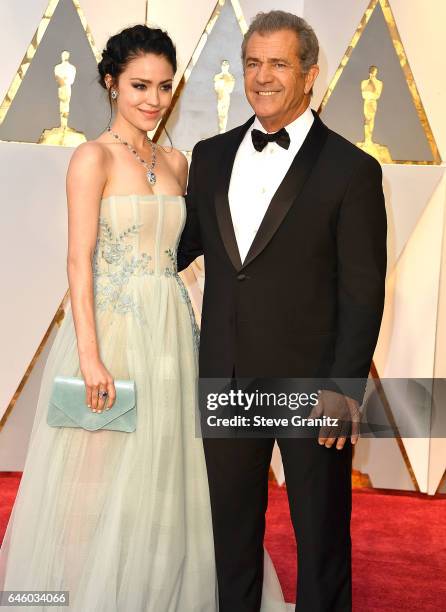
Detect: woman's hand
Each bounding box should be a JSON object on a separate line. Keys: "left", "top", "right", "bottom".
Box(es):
{"left": 80, "top": 358, "right": 116, "bottom": 413}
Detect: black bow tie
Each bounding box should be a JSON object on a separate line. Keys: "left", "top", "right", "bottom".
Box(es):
{"left": 251, "top": 127, "right": 290, "bottom": 152}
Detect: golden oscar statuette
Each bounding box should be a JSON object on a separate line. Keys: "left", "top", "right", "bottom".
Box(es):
{"left": 356, "top": 65, "right": 392, "bottom": 163}
{"left": 214, "top": 60, "right": 235, "bottom": 134}
{"left": 38, "top": 51, "right": 86, "bottom": 146}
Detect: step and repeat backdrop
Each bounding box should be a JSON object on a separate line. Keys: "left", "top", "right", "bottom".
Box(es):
{"left": 0, "top": 0, "right": 445, "bottom": 494}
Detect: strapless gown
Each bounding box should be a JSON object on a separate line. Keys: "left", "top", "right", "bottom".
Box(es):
{"left": 0, "top": 194, "right": 290, "bottom": 611}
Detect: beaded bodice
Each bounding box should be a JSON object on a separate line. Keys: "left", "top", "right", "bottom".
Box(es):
{"left": 92, "top": 193, "right": 196, "bottom": 328}
{"left": 93, "top": 193, "right": 185, "bottom": 279}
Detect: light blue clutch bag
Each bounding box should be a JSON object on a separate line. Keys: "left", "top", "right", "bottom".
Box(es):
{"left": 48, "top": 376, "right": 136, "bottom": 432}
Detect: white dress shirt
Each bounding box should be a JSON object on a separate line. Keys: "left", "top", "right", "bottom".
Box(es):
{"left": 228, "top": 106, "right": 314, "bottom": 263}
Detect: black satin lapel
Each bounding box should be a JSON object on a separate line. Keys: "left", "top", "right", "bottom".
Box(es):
{"left": 242, "top": 112, "right": 329, "bottom": 269}
{"left": 214, "top": 116, "right": 255, "bottom": 271}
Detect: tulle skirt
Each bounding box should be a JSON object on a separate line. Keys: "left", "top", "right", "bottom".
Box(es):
{"left": 0, "top": 275, "right": 290, "bottom": 611}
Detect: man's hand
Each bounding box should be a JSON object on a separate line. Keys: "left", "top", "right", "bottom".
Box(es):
{"left": 308, "top": 389, "right": 361, "bottom": 450}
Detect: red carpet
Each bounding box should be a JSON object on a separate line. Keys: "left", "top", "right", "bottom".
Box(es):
{"left": 2, "top": 472, "right": 446, "bottom": 610}
{"left": 264, "top": 482, "right": 446, "bottom": 611}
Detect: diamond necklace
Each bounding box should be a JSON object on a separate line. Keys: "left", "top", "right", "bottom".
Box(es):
{"left": 107, "top": 126, "right": 157, "bottom": 185}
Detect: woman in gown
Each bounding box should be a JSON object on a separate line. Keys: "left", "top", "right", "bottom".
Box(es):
{"left": 0, "top": 25, "right": 289, "bottom": 611}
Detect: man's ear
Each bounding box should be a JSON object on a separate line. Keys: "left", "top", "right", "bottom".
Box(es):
{"left": 304, "top": 65, "right": 319, "bottom": 95}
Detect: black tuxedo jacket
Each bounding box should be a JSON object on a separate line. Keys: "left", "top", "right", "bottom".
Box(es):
{"left": 178, "top": 111, "right": 387, "bottom": 398}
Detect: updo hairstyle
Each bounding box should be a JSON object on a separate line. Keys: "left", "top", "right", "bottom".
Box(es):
{"left": 98, "top": 24, "right": 177, "bottom": 111}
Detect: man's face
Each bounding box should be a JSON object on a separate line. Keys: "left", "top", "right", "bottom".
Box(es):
{"left": 243, "top": 29, "right": 318, "bottom": 130}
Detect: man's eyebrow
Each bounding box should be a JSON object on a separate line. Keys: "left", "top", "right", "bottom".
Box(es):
{"left": 129, "top": 77, "right": 173, "bottom": 84}
{"left": 244, "top": 57, "right": 291, "bottom": 64}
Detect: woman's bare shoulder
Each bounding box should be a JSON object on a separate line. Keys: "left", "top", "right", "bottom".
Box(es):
{"left": 69, "top": 140, "right": 112, "bottom": 167}
{"left": 159, "top": 142, "right": 185, "bottom": 162}
{"left": 66, "top": 141, "right": 113, "bottom": 196}
{"left": 160, "top": 145, "right": 188, "bottom": 176}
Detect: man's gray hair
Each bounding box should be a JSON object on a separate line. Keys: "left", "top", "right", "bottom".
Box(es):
{"left": 241, "top": 10, "right": 319, "bottom": 73}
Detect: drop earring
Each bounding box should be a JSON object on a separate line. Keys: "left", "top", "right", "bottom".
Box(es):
{"left": 111, "top": 89, "right": 118, "bottom": 100}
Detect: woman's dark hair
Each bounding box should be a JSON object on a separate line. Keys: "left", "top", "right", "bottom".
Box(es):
{"left": 98, "top": 24, "right": 177, "bottom": 113}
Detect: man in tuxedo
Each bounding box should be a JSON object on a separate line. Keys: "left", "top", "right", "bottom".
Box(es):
{"left": 178, "top": 10, "right": 386, "bottom": 612}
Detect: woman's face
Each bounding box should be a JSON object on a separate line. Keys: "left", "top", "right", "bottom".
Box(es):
{"left": 111, "top": 52, "right": 174, "bottom": 131}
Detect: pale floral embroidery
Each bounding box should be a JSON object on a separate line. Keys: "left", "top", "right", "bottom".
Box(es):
{"left": 91, "top": 217, "right": 200, "bottom": 349}
{"left": 164, "top": 248, "right": 177, "bottom": 277}
{"left": 93, "top": 219, "right": 151, "bottom": 322}
{"left": 169, "top": 252, "right": 200, "bottom": 353}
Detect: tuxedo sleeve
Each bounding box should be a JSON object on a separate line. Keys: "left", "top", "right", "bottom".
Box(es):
{"left": 329, "top": 155, "right": 387, "bottom": 401}
{"left": 177, "top": 142, "right": 204, "bottom": 272}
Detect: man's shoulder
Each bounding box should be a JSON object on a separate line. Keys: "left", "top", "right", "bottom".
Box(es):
{"left": 192, "top": 118, "right": 253, "bottom": 155}
{"left": 324, "top": 125, "right": 382, "bottom": 173}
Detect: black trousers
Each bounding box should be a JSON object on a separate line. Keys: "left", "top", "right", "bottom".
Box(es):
{"left": 202, "top": 436, "right": 353, "bottom": 612}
